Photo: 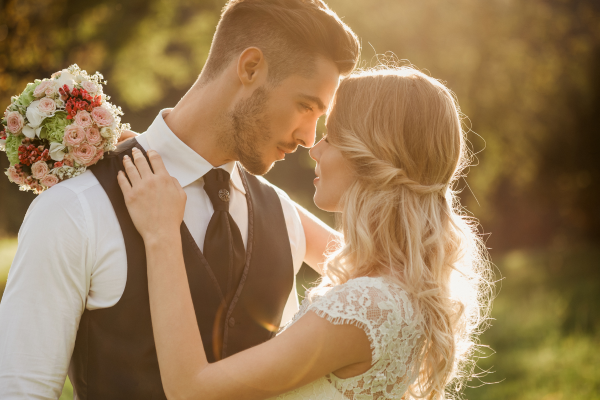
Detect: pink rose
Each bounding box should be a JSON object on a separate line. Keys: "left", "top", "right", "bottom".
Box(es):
{"left": 38, "top": 97, "right": 56, "bottom": 115}
{"left": 6, "top": 166, "right": 25, "bottom": 185}
{"left": 6, "top": 111, "right": 24, "bottom": 134}
{"left": 81, "top": 81, "right": 98, "bottom": 94}
{"left": 72, "top": 143, "right": 97, "bottom": 166}
{"left": 63, "top": 124, "right": 85, "bottom": 146}
{"left": 85, "top": 126, "right": 102, "bottom": 145}
{"left": 31, "top": 161, "right": 50, "bottom": 179}
{"left": 33, "top": 81, "right": 53, "bottom": 98}
{"left": 91, "top": 107, "right": 114, "bottom": 127}
{"left": 41, "top": 174, "right": 59, "bottom": 188}
{"left": 75, "top": 110, "right": 93, "bottom": 127}
{"left": 90, "top": 148, "right": 104, "bottom": 165}
{"left": 45, "top": 84, "right": 57, "bottom": 97}
{"left": 31, "top": 160, "right": 50, "bottom": 179}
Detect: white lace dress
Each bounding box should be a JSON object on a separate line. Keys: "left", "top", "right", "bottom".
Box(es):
{"left": 269, "top": 276, "right": 425, "bottom": 400}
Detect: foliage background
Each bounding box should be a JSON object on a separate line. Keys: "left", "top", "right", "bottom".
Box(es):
{"left": 0, "top": 0, "right": 598, "bottom": 399}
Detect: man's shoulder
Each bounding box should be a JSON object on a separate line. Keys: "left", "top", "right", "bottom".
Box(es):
{"left": 51, "top": 169, "right": 101, "bottom": 196}
{"left": 31, "top": 170, "right": 104, "bottom": 212}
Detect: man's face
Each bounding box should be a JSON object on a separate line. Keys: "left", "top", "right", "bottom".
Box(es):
{"left": 228, "top": 57, "right": 340, "bottom": 175}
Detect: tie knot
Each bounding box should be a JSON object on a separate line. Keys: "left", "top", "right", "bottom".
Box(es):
{"left": 203, "top": 168, "right": 231, "bottom": 211}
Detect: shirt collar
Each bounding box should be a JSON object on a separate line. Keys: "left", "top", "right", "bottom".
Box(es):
{"left": 139, "top": 109, "right": 246, "bottom": 194}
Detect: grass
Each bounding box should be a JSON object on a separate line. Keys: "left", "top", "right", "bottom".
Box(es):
{"left": 1, "top": 237, "right": 599, "bottom": 399}
{"left": 463, "top": 247, "right": 600, "bottom": 400}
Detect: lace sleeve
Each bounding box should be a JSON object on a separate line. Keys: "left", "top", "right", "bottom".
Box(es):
{"left": 305, "top": 277, "right": 419, "bottom": 366}
{"left": 275, "top": 277, "right": 425, "bottom": 400}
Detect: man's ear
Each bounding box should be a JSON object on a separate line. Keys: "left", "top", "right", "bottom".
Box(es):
{"left": 237, "top": 47, "right": 267, "bottom": 86}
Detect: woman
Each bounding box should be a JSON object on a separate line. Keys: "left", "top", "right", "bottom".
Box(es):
{"left": 118, "top": 66, "right": 492, "bottom": 399}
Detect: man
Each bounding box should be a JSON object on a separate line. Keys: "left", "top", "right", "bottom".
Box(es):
{"left": 0, "top": 0, "right": 359, "bottom": 398}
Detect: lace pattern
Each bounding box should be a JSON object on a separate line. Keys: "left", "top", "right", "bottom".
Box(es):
{"left": 274, "top": 277, "right": 425, "bottom": 400}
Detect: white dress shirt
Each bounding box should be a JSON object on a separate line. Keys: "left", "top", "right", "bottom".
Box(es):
{"left": 0, "top": 109, "right": 306, "bottom": 399}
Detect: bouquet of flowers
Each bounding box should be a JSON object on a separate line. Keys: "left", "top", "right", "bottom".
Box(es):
{"left": 0, "top": 64, "right": 129, "bottom": 193}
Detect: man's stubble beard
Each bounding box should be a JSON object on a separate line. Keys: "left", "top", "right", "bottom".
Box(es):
{"left": 226, "top": 86, "right": 274, "bottom": 176}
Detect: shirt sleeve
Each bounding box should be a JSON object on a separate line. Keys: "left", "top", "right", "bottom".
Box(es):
{"left": 267, "top": 182, "right": 306, "bottom": 275}
{"left": 0, "top": 185, "right": 92, "bottom": 399}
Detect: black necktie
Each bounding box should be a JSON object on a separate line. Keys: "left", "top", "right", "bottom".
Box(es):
{"left": 202, "top": 168, "right": 245, "bottom": 302}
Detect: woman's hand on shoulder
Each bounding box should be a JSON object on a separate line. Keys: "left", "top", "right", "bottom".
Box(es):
{"left": 117, "top": 148, "right": 186, "bottom": 243}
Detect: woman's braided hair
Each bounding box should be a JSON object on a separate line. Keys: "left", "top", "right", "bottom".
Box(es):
{"left": 318, "top": 66, "right": 493, "bottom": 399}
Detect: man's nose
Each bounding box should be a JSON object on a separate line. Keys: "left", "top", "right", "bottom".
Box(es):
{"left": 294, "top": 119, "right": 318, "bottom": 148}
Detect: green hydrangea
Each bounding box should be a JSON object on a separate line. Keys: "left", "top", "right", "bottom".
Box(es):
{"left": 5, "top": 133, "right": 22, "bottom": 165}
{"left": 15, "top": 80, "right": 41, "bottom": 109}
{"left": 41, "top": 111, "right": 69, "bottom": 143}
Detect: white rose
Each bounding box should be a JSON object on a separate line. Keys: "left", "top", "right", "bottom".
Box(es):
{"left": 52, "top": 80, "right": 61, "bottom": 93}
{"left": 56, "top": 70, "right": 76, "bottom": 91}
{"left": 26, "top": 100, "right": 45, "bottom": 128}
{"left": 22, "top": 124, "right": 42, "bottom": 139}
{"left": 50, "top": 142, "right": 67, "bottom": 161}
{"left": 100, "top": 126, "right": 114, "bottom": 138}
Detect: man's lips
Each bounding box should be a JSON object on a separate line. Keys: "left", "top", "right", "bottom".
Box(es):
{"left": 277, "top": 146, "right": 297, "bottom": 160}
{"left": 277, "top": 147, "right": 286, "bottom": 160}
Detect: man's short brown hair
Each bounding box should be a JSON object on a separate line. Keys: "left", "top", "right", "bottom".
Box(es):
{"left": 201, "top": 0, "right": 360, "bottom": 83}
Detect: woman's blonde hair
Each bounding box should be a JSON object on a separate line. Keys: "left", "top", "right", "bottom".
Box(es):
{"left": 321, "top": 66, "right": 493, "bottom": 399}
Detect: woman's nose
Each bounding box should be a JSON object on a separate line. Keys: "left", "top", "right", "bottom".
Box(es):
{"left": 309, "top": 138, "right": 324, "bottom": 161}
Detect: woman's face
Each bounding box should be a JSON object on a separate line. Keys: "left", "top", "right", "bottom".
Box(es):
{"left": 309, "top": 134, "right": 356, "bottom": 212}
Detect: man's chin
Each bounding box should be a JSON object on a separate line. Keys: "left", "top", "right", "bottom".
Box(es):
{"left": 238, "top": 158, "right": 275, "bottom": 176}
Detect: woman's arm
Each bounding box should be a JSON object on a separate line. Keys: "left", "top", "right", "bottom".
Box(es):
{"left": 118, "top": 149, "right": 371, "bottom": 400}
{"left": 295, "top": 204, "right": 340, "bottom": 275}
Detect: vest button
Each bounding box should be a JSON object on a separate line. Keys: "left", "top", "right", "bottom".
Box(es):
{"left": 228, "top": 317, "right": 235, "bottom": 328}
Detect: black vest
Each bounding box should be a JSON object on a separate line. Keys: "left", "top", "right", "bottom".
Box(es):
{"left": 69, "top": 139, "right": 294, "bottom": 399}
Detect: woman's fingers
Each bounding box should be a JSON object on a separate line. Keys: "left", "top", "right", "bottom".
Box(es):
{"left": 131, "top": 147, "right": 153, "bottom": 178}
{"left": 122, "top": 148, "right": 172, "bottom": 189}
{"left": 122, "top": 155, "right": 142, "bottom": 186}
{"left": 117, "top": 170, "right": 132, "bottom": 196}
{"left": 147, "top": 150, "right": 168, "bottom": 176}
{"left": 171, "top": 176, "right": 187, "bottom": 201}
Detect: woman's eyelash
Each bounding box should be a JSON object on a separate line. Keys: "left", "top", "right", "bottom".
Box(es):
{"left": 301, "top": 103, "right": 313, "bottom": 112}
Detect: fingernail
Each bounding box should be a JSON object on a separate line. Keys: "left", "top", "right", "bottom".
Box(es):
{"left": 132, "top": 148, "right": 140, "bottom": 153}
{"left": 124, "top": 155, "right": 130, "bottom": 160}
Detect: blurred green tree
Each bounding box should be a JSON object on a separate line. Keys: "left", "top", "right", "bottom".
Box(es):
{"left": 1, "top": 0, "right": 599, "bottom": 251}
{"left": 1, "top": 1, "right": 599, "bottom": 397}
{"left": 325, "top": 0, "right": 600, "bottom": 250}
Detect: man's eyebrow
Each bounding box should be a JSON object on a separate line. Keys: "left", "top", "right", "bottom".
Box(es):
{"left": 298, "top": 94, "right": 327, "bottom": 112}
